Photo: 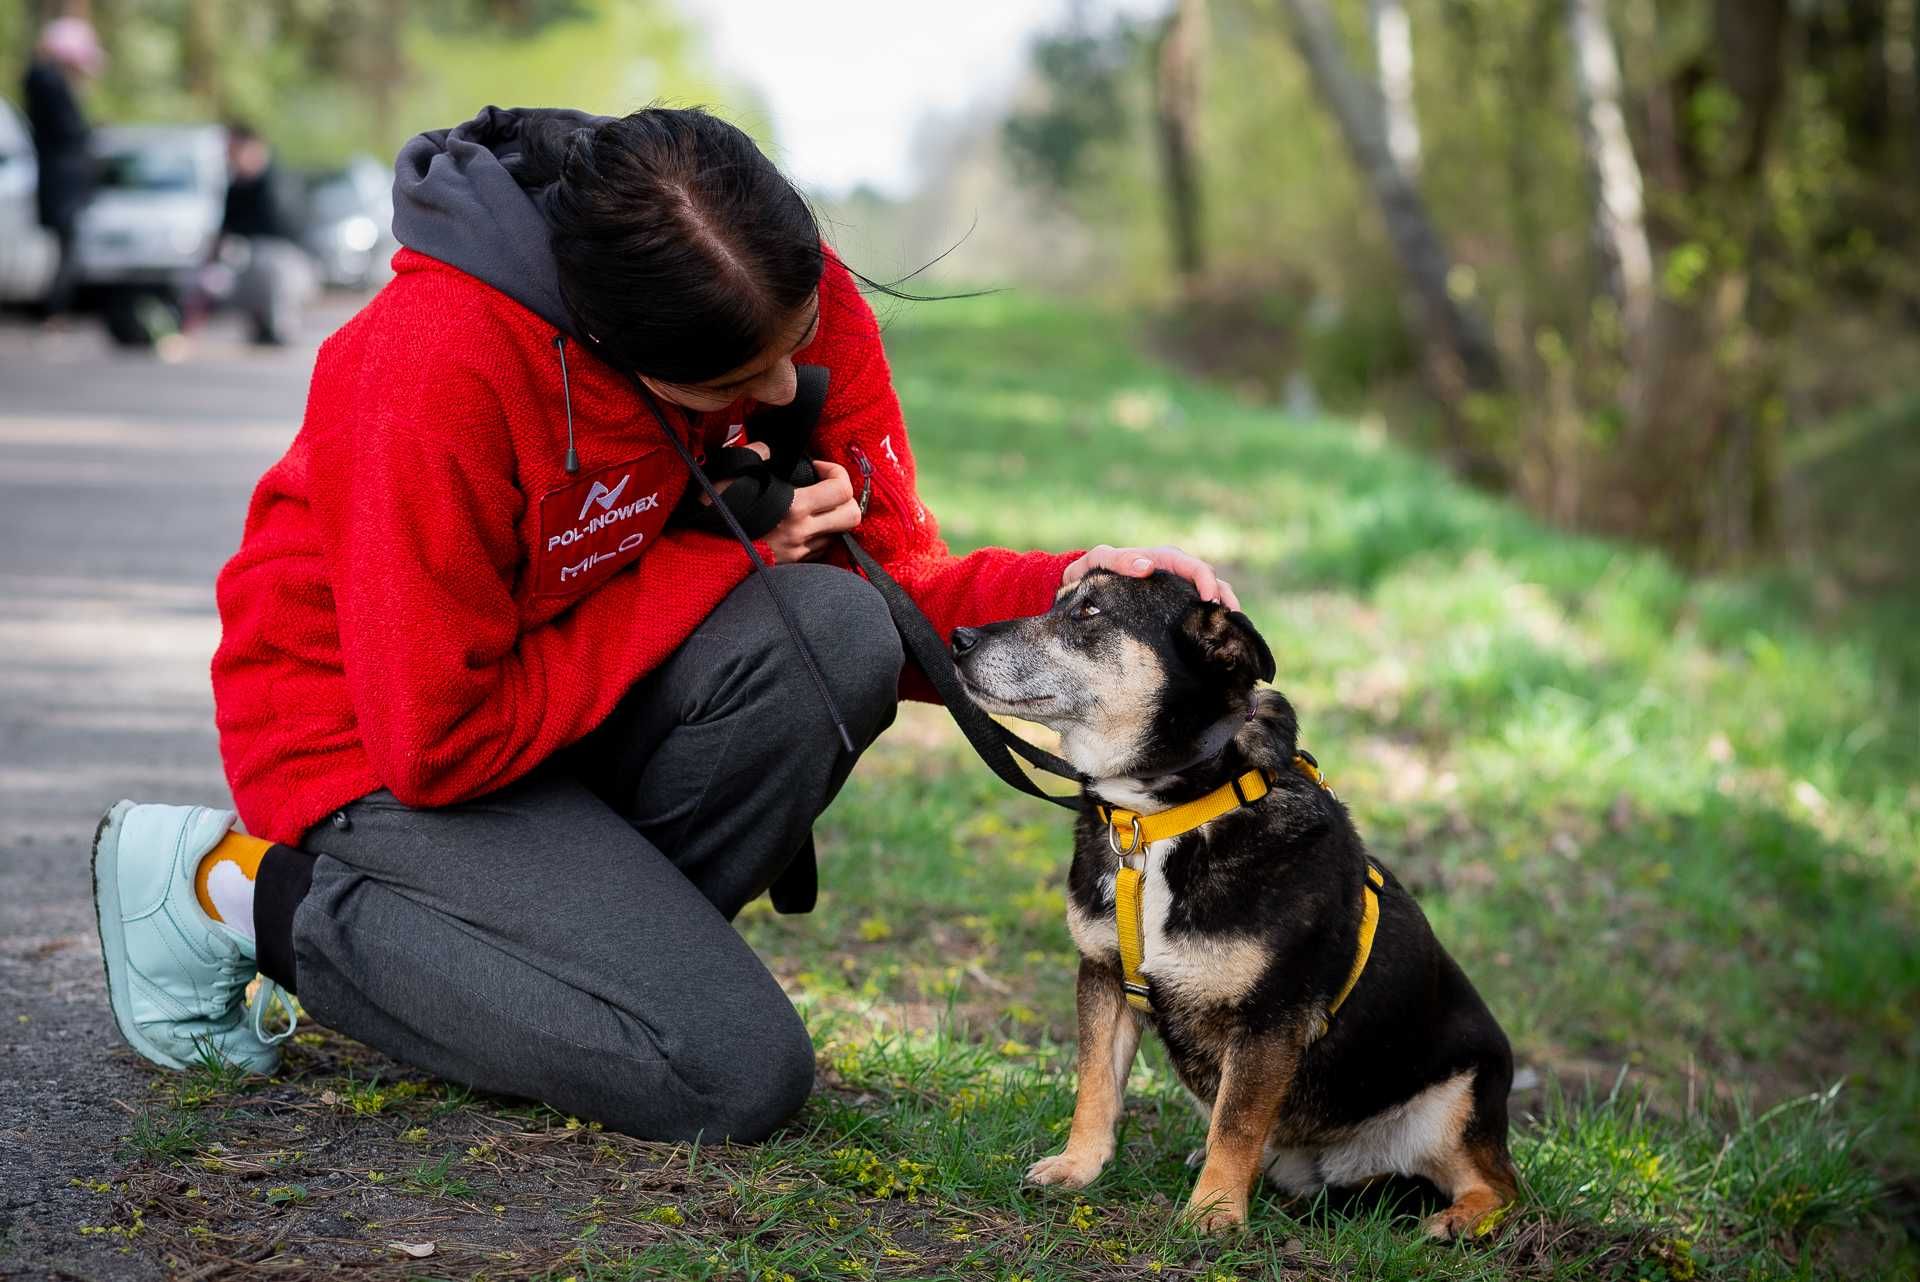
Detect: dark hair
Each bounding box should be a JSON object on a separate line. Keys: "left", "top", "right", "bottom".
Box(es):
{"left": 512, "top": 108, "right": 824, "bottom": 385}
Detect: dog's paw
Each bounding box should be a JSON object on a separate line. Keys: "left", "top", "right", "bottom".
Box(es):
{"left": 1423, "top": 1198, "right": 1508, "bottom": 1241}
{"left": 1177, "top": 1193, "right": 1247, "bottom": 1233}
{"left": 1025, "top": 1150, "right": 1105, "bottom": 1189}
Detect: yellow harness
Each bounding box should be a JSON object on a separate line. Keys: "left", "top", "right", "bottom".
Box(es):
{"left": 1097, "top": 754, "right": 1384, "bottom": 1017}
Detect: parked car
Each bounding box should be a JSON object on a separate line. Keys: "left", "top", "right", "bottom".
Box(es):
{"left": 77, "top": 125, "right": 226, "bottom": 282}
{"left": 301, "top": 155, "right": 394, "bottom": 290}
{"left": 0, "top": 99, "right": 59, "bottom": 306}
{"left": 73, "top": 124, "right": 224, "bottom": 343}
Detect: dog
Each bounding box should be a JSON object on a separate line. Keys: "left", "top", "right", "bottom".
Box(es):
{"left": 950, "top": 570, "right": 1516, "bottom": 1237}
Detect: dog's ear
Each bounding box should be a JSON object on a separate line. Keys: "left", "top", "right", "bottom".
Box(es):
{"left": 1176, "top": 600, "right": 1276, "bottom": 685}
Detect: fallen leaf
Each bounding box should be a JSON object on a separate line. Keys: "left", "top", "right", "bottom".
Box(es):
{"left": 388, "top": 1242, "right": 435, "bottom": 1259}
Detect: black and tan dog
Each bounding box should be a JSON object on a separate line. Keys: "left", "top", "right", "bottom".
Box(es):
{"left": 950, "top": 571, "right": 1516, "bottom": 1236}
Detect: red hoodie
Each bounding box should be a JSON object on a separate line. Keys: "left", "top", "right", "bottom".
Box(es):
{"left": 211, "top": 247, "right": 1078, "bottom": 844}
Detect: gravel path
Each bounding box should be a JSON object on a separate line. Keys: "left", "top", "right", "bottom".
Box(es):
{"left": 0, "top": 313, "right": 330, "bottom": 1279}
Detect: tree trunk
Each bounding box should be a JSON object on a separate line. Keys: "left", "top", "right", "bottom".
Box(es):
{"left": 1369, "top": 0, "right": 1420, "bottom": 177}
{"left": 1273, "top": 0, "right": 1504, "bottom": 399}
{"left": 1894, "top": 0, "right": 1920, "bottom": 176}
{"left": 1565, "top": 0, "right": 1653, "bottom": 350}
{"left": 1619, "top": 0, "right": 1794, "bottom": 563}
{"left": 1153, "top": 0, "right": 1209, "bottom": 287}
{"left": 1499, "top": 4, "right": 1580, "bottom": 523}
{"left": 361, "top": 0, "right": 410, "bottom": 149}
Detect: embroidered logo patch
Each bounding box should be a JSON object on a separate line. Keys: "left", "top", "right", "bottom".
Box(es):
{"left": 535, "top": 455, "right": 674, "bottom": 596}
{"left": 577, "top": 473, "right": 631, "bottom": 521}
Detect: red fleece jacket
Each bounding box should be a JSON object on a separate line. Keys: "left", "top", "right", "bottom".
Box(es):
{"left": 211, "top": 249, "right": 1078, "bottom": 844}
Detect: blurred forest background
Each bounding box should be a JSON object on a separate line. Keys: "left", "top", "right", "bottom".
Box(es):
{"left": 7, "top": 0, "right": 1917, "bottom": 590}
{"left": 894, "top": 0, "right": 1920, "bottom": 591}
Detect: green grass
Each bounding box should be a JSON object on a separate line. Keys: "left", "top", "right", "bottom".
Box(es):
{"left": 119, "top": 1107, "right": 210, "bottom": 1162}
{"left": 96, "top": 292, "right": 1917, "bottom": 1279}
{"left": 484, "top": 1030, "right": 1894, "bottom": 1281}
{"left": 403, "top": 1151, "right": 477, "bottom": 1199}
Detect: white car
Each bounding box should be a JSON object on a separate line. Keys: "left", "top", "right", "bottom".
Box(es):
{"left": 75, "top": 124, "right": 228, "bottom": 290}
{"left": 0, "top": 99, "right": 60, "bottom": 305}
{"left": 303, "top": 155, "right": 395, "bottom": 290}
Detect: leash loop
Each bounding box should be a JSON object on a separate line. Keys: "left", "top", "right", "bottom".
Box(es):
{"left": 1107, "top": 813, "right": 1146, "bottom": 860}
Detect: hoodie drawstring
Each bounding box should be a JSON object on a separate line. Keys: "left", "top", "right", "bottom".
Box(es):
{"left": 549, "top": 335, "right": 855, "bottom": 757}
{"left": 553, "top": 334, "right": 580, "bottom": 474}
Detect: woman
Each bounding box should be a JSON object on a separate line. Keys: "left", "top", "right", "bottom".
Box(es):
{"left": 91, "top": 107, "right": 1237, "bottom": 1142}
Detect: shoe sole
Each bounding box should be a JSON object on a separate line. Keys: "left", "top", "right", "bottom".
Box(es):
{"left": 91, "top": 801, "right": 192, "bottom": 1071}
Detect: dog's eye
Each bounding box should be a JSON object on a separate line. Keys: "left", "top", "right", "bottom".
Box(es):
{"left": 1072, "top": 603, "right": 1102, "bottom": 621}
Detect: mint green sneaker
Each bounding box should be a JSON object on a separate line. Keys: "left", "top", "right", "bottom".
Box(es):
{"left": 91, "top": 801, "right": 296, "bottom": 1074}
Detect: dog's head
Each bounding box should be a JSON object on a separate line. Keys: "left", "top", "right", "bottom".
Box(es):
{"left": 952, "top": 570, "right": 1274, "bottom": 779}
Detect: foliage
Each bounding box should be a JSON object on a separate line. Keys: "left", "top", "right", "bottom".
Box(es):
{"left": 1003, "top": 28, "right": 1135, "bottom": 196}
{"left": 403, "top": 1, "right": 770, "bottom": 156}
{"left": 986, "top": 0, "right": 1920, "bottom": 575}
{"left": 3, "top": 0, "right": 763, "bottom": 165}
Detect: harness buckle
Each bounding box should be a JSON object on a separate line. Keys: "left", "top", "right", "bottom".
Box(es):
{"left": 1107, "top": 814, "right": 1146, "bottom": 861}
{"left": 1294, "top": 749, "right": 1337, "bottom": 799}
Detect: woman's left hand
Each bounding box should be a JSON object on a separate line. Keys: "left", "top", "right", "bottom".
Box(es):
{"left": 1061, "top": 545, "right": 1240, "bottom": 610}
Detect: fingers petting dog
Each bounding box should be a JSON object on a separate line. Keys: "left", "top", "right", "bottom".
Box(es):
{"left": 1180, "top": 1027, "right": 1302, "bottom": 1232}
{"left": 1026, "top": 960, "right": 1141, "bottom": 1190}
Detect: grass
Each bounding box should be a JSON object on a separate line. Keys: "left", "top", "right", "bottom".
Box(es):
{"left": 87, "top": 292, "right": 1918, "bottom": 1279}
{"left": 402, "top": 1151, "right": 476, "bottom": 1199}
{"left": 118, "top": 1107, "right": 210, "bottom": 1162}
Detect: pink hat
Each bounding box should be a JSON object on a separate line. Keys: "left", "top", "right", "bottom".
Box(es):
{"left": 38, "top": 17, "right": 106, "bottom": 77}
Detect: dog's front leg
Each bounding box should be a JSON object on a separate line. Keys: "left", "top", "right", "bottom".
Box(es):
{"left": 1026, "top": 958, "right": 1142, "bottom": 1189}
{"left": 1181, "top": 1027, "right": 1302, "bottom": 1231}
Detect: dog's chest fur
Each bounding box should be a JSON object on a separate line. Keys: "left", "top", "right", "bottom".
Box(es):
{"left": 1066, "top": 829, "right": 1276, "bottom": 1014}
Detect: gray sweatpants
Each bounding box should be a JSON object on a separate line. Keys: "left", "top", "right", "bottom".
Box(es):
{"left": 290, "top": 564, "right": 904, "bottom": 1142}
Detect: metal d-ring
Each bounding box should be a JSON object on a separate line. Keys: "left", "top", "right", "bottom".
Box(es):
{"left": 1107, "top": 814, "right": 1146, "bottom": 862}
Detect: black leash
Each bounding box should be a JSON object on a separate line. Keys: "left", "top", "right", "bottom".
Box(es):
{"left": 633, "top": 376, "right": 857, "bottom": 757}
{"left": 640, "top": 366, "right": 1085, "bottom": 815}
{"left": 835, "top": 512, "right": 1084, "bottom": 811}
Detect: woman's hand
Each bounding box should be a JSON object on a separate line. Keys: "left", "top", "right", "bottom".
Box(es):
{"left": 768, "top": 459, "right": 861, "bottom": 563}
{"left": 699, "top": 443, "right": 861, "bottom": 563}
{"left": 1061, "top": 545, "right": 1239, "bottom": 610}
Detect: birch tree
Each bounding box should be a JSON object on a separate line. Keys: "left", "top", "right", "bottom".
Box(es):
{"left": 1271, "top": 0, "right": 1503, "bottom": 398}
{"left": 1153, "top": 0, "right": 1210, "bottom": 285}
{"left": 1369, "top": 0, "right": 1420, "bottom": 177}
{"left": 1566, "top": 0, "right": 1653, "bottom": 349}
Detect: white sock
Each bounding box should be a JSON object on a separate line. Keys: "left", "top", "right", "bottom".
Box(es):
{"left": 206, "top": 860, "right": 257, "bottom": 943}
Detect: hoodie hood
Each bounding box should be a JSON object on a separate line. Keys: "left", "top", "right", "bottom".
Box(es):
{"left": 392, "top": 106, "right": 607, "bottom": 337}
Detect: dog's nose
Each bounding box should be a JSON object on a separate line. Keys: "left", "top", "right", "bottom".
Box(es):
{"left": 950, "top": 626, "right": 981, "bottom": 658}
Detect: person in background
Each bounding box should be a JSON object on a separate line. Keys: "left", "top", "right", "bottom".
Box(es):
{"left": 203, "top": 121, "right": 313, "bottom": 345}
{"left": 220, "top": 122, "right": 299, "bottom": 243}
{"left": 21, "top": 16, "right": 103, "bottom": 321}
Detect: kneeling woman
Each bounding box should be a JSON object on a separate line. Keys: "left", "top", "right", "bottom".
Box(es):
{"left": 91, "top": 106, "right": 1235, "bottom": 1141}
